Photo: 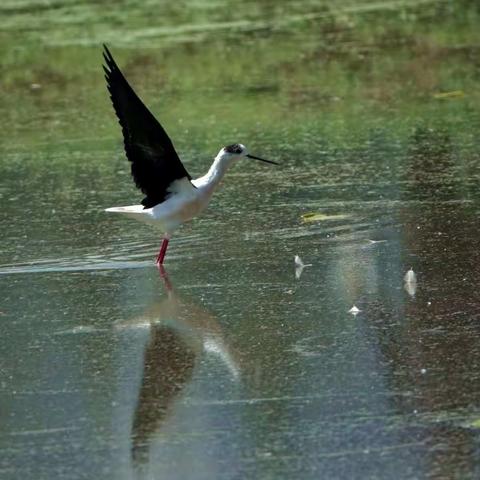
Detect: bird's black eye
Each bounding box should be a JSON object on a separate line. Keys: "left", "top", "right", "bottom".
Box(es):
{"left": 225, "top": 144, "right": 243, "bottom": 154}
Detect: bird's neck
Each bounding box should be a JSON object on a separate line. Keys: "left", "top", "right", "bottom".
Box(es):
{"left": 201, "top": 154, "right": 233, "bottom": 190}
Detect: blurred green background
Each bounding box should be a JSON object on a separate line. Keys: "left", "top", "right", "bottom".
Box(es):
{"left": 1, "top": 0, "right": 479, "bottom": 160}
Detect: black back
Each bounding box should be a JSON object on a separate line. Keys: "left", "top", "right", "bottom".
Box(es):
{"left": 103, "top": 45, "right": 192, "bottom": 208}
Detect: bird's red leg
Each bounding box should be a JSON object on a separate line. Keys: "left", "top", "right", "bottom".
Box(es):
{"left": 156, "top": 237, "right": 170, "bottom": 265}
{"left": 157, "top": 265, "right": 173, "bottom": 292}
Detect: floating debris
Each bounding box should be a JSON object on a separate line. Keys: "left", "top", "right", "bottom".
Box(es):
{"left": 54, "top": 325, "right": 103, "bottom": 335}
{"left": 301, "top": 212, "right": 349, "bottom": 223}
{"left": 404, "top": 282, "right": 416, "bottom": 297}
{"left": 349, "top": 305, "right": 361, "bottom": 315}
{"left": 465, "top": 418, "right": 480, "bottom": 429}
{"left": 363, "top": 239, "right": 388, "bottom": 250}
{"left": 294, "top": 255, "right": 312, "bottom": 280}
{"left": 433, "top": 90, "right": 464, "bottom": 99}
{"left": 294, "top": 255, "right": 304, "bottom": 268}
{"left": 404, "top": 267, "right": 417, "bottom": 296}
{"left": 404, "top": 267, "right": 417, "bottom": 284}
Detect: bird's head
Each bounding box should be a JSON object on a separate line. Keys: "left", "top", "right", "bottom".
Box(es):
{"left": 217, "top": 143, "right": 278, "bottom": 165}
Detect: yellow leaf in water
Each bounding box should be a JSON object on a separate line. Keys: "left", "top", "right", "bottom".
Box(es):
{"left": 468, "top": 418, "right": 480, "bottom": 429}
{"left": 433, "top": 90, "right": 465, "bottom": 99}
{"left": 301, "top": 212, "right": 349, "bottom": 223}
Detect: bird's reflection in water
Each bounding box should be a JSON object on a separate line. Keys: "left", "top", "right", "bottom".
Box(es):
{"left": 129, "top": 266, "right": 239, "bottom": 468}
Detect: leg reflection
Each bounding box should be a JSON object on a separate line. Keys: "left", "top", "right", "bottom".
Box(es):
{"left": 130, "top": 268, "right": 240, "bottom": 469}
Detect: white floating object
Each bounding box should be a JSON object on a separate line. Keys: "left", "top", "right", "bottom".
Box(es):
{"left": 294, "top": 255, "right": 304, "bottom": 268}
{"left": 404, "top": 267, "right": 417, "bottom": 284}
{"left": 404, "top": 281, "right": 417, "bottom": 297}
{"left": 294, "top": 255, "right": 312, "bottom": 280}
{"left": 349, "top": 305, "right": 361, "bottom": 315}
{"left": 404, "top": 267, "right": 417, "bottom": 296}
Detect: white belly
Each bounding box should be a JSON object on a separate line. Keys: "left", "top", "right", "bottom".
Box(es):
{"left": 105, "top": 179, "right": 216, "bottom": 234}
{"left": 152, "top": 192, "right": 209, "bottom": 232}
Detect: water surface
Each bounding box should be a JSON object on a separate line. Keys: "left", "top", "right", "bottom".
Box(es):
{"left": 1, "top": 1, "right": 480, "bottom": 478}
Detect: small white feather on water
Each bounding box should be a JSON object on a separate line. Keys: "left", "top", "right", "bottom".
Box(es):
{"left": 404, "top": 267, "right": 417, "bottom": 284}
{"left": 349, "top": 305, "right": 361, "bottom": 315}
{"left": 404, "top": 267, "right": 417, "bottom": 296}
{"left": 294, "top": 255, "right": 312, "bottom": 280}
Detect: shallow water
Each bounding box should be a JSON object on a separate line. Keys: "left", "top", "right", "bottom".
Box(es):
{"left": 2, "top": 1, "right": 480, "bottom": 479}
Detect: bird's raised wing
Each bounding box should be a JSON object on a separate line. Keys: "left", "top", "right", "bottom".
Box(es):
{"left": 103, "top": 45, "right": 192, "bottom": 208}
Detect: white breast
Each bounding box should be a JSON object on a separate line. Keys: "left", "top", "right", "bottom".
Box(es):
{"left": 151, "top": 178, "right": 213, "bottom": 232}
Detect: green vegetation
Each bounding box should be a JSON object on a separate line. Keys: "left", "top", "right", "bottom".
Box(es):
{"left": 0, "top": 0, "right": 479, "bottom": 165}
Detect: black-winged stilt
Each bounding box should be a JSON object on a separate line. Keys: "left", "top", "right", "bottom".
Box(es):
{"left": 102, "top": 45, "right": 277, "bottom": 265}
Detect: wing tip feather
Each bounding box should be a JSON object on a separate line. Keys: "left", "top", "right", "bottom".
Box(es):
{"left": 102, "top": 44, "right": 117, "bottom": 74}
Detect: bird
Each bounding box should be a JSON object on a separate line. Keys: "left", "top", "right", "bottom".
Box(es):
{"left": 102, "top": 45, "right": 278, "bottom": 265}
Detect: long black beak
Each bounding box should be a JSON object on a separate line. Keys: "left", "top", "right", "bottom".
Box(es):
{"left": 246, "top": 154, "right": 279, "bottom": 165}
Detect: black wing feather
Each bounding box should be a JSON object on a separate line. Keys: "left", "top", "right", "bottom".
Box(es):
{"left": 103, "top": 45, "right": 191, "bottom": 208}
